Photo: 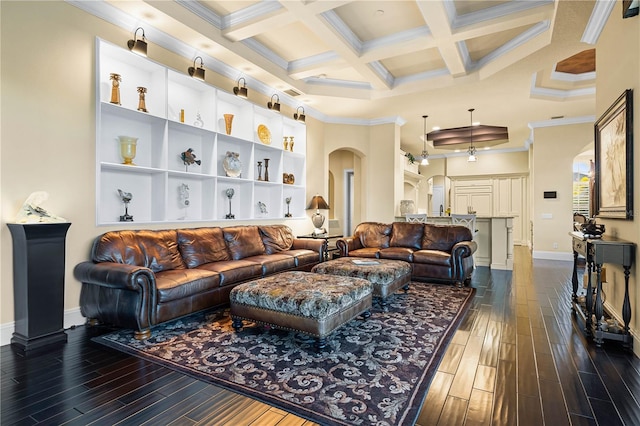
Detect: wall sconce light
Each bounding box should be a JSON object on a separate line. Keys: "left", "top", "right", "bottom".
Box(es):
{"left": 233, "top": 77, "right": 248, "bottom": 98}
{"left": 306, "top": 195, "right": 330, "bottom": 235}
{"left": 188, "top": 56, "right": 205, "bottom": 81}
{"left": 127, "top": 27, "right": 148, "bottom": 57}
{"left": 294, "top": 106, "right": 306, "bottom": 123}
{"left": 267, "top": 94, "right": 281, "bottom": 112}
{"left": 467, "top": 108, "right": 478, "bottom": 162}
{"left": 421, "top": 115, "right": 430, "bottom": 166}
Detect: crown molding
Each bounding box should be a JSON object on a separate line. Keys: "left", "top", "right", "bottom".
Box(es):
{"left": 582, "top": 0, "right": 616, "bottom": 44}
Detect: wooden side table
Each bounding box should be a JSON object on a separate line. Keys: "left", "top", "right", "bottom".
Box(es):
{"left": 298, "top": 233, "right": 343, "bottom": 261}
{"left": 7, "top": 223, "right": 71, "bottom": 352}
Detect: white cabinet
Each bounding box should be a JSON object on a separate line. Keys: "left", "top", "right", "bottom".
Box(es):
{"left": 452, "top": 179, "right": 493, "bottom": 215}
{"left": 96, "top": 39, "right": 306, "bottom": 225}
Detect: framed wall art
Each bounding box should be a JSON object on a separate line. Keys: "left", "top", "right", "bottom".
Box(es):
{"left": 594, "top": 89, "right": 634, "bottom": 219}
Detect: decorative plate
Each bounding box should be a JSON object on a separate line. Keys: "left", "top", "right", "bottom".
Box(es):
{"left": 257, "top": 124, "right": 271, "bottom": 145}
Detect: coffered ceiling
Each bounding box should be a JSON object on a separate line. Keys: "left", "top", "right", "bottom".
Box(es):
{"left": 74, "top": 0, "right": 614, "bottom": 158}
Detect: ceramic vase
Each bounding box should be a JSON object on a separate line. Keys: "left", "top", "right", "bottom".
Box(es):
{"left": 289, "top": 136, "right": 294, "bottom": 152}
{"left": 400, "top": 199, "right": 415, "bottom": 216}
{"left": 118, "top": 136, "right": 138, "bottom": 165}
{"left": 223, "top": 114, "right": 234, "bottom": 135}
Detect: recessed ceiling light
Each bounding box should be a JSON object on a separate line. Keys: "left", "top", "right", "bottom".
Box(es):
{"left": 432, "top": 126, "right": 440, "bottom": 131}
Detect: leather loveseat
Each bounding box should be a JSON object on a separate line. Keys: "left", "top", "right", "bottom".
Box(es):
{"left": 336, "top": 222, "right": 477, "bottom": 285}
{"left": 74, "top": 224, "right": 325, "bottom": 339}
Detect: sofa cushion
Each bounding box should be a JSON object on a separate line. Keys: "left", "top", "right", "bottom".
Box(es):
{"left": 92, "top": 230, "right": 185, "bottom": 273}
{"left": 282, "top": 249, "right": 319, "bottom": 267}
{"left": 349, "top": 247, "right": 380, "bottom": 258}
{"left": 378, "top": 247, "right": 414, "bottom": 262}
{"left": 390, "top": 222, "right": 424, "bottom": 249}
{"left": 258, "top": 225, "right": 294, "bottom": 254}
{"left": 223, "top": 226, "right": 266, "bottom": 260}
{"left": 422, "top": 224, "right": 472, "bottom": 252}
{"left": 244, "top": 254, "right": 297, "bottom": 275}
{"left": 413, "top": 249, "right": 452, "bottom": 267}
{"left": 177, "top": 227, "right": 230, "bottom": 268}
{"left": 155, "top": 269, "right": 221, "bottom": 303}
{"left": 354, "top": 222, "right": 391, "bottom": 248}
{"left": 197, "top": 260, "right": 263, "bottom": 286}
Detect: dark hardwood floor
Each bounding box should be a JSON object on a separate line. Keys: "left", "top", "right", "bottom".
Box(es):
{"left": 3, "top": 246, "right": 640, "bottom": 425}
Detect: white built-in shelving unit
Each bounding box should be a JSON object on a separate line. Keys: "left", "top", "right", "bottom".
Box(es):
{"left": 96, "top": 39, "right": 306, "bottom": 225}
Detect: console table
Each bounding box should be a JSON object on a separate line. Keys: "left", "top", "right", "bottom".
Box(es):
{"left": 570, "top": 231, "right": 635, "bottom": 348}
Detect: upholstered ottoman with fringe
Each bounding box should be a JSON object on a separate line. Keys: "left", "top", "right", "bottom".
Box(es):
{"left": 311, "top": 257, "right": 411, "bottom": 310}
{"left": 230, "top": 271, "right": 372, "bottom": 349}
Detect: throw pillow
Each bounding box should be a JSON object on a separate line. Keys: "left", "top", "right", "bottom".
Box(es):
{"left": 259, "top": 225, "right": 294, "bottom": 254}
{"left": 177, "top": 227, "right": 230, "bottom": 268}
{"left": 223, "top": 226, "right": 267, "bottom": 260}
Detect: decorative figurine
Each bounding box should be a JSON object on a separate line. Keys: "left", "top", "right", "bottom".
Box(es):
{"left": 178, "top": 183, "right": 189, "bottom": 220}
{"left": 137, "top": 86, "right": 148, "bottom": 112}
{"left": 264, "top": 158, "right": 270, "bottom": 182}
{"left": 285, "top": 196, "right": 292, "bottom": 217}
{"left": 109, "top": 73, "right": 121, "bottom": 105}
{"left": 257, "top": 161, "right": 263, "bottom": 181}
{"left": 289, "top": 136, "right": 295, "bottom": 152}
{"left": 118, "top": 189, "right": 134, "bottom": 222}
{"left": 258, "top": 201, "right": 268, "bottom": 214}
{"left": 283, "top": 136, "right": 289, "bottom": 151}
{"left": 222, "top": 151, "right": 242, "bottom": 178}
{"left": 181, "top": 148, "right": 202, "bottom": 172}
{"left": 225, "top": 188, "right": 235, "bottom": 219}
{"left": 194, "top": 112, "right": 204, "bottom": 128}
{"left": 179, "top": 183, "right": 190, "bottom": 207}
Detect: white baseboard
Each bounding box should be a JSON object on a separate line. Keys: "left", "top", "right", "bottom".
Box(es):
{"left": 1, "top": 308, "right": 85, "bottom": 347}
{"left": 532, "top": 250, "right": 574, "bottom": 261}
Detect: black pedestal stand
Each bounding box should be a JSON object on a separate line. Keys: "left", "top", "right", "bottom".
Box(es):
{"left": 7, "top": 223, "right": 71, "bottom": 353}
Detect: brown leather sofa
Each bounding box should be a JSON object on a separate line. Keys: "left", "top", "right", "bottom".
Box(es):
{"left": 336, "top": 222, "right": 477, "bottom": 285}
{"left": 74, "top": 225, "right": 325, "bottom": 339}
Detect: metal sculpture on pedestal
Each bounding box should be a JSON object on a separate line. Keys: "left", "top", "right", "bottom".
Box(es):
{"left": 181, "top": 148, "right": 202, "bottom": 172}
{"left": 118, "top": 189, "right": 134, "bottom": 222}
{"left": 285, "top": 196, "right": 292, "bottom": 217}
{"left": 225, "top": 188, "right": 235, "bottom": 219}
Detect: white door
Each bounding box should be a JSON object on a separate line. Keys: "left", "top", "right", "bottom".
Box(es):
{"left": 431, "top": 185, "right": 444, "bottom": 216}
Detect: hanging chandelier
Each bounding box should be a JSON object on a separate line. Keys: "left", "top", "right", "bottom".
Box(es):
{"left": 467, "top": 108, "right": 477, "bottom": 162}
{"left": 421, "top": 115, "right": 430, "bottom": 165}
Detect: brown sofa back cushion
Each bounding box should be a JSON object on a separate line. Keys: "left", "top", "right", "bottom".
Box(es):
{"left": 177, "top": 227, "right": 230, "bottom": 268}
{"left": 390, "top": 222, "right": 424, "bottom": 249}
{"left": 223, "top": 226, "right": 266, "bottom": 260}
{"left": 422, "top": 224, "right": 472, "bottom": 251}
{"left": 259, "top": 225, "right": 294, "bottom": 254}
{"left": 92, "top": 230, "right": 185, "bottom": 273}
{"left": 354, "top": 222, "right": 391, "bottom": 248}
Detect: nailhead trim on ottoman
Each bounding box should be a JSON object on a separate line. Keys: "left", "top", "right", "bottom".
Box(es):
{"left": 311, "top": 257, "right": 411, "bottom": 309}
{"left": 230, "top": 271, "right": 372, "bottom": 349}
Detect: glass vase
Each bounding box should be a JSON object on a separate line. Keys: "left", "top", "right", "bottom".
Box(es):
{"left": 118, "top": 136, "right": 138, "bottom": 165}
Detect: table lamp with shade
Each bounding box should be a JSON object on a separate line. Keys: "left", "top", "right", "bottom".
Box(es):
{"left": 307, "top": 195, "right": 330, "bottom": 235}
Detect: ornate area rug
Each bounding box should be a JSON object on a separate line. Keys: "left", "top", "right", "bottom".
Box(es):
{"left": 94, "top": 282, "right": 475, "bottom": 426}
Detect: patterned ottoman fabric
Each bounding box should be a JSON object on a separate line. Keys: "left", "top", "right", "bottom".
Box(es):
{"left": 230, "top": 271, "right": 372, "bottom": 318}
{"left": 230, "top": 271, "right": 373, "bottom": 349}
{"left": 311, "top": 257, "right": 411, "bottom": 308}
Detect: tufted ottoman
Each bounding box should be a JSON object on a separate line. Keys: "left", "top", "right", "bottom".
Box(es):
{"left": 311, "top": 257, "right": 411, "bottom": 310}
{"left": 230, "top": 271, "right": 372, "bottom": 349}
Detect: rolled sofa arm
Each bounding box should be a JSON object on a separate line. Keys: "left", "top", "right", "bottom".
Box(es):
{"left": 74, "top": 261, "right": 157, "bottom": 334}
{"left": 335, "top": 237, "right": 362, "bottom": 257}
{"left": 292, "top": 238, "right": 326, "bottom": 263}
{"left": 451, "top": 240, "right": 477, "bottom": 259}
